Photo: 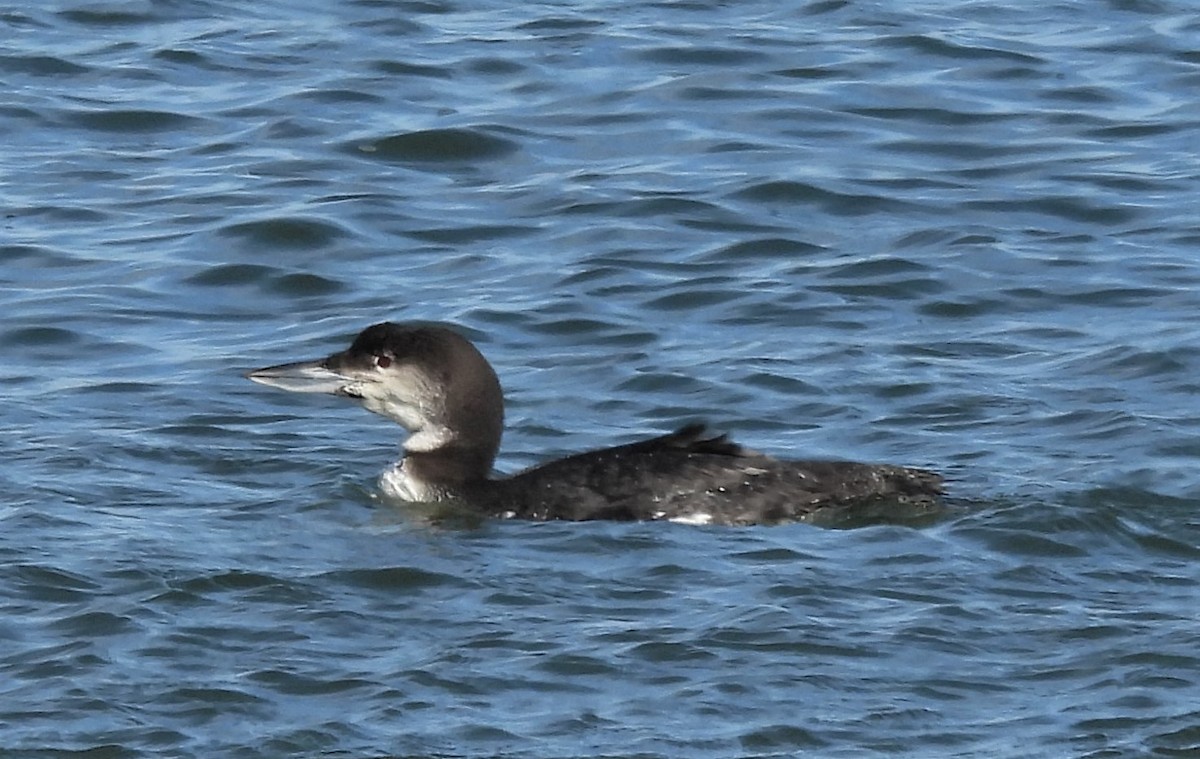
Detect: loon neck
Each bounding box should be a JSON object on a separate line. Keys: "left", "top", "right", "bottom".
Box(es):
{"left": 386, "top": 444, "right": 495, "bottom": 501}
{"left": 407, "top": 445, "right": 494, "bottom": 483}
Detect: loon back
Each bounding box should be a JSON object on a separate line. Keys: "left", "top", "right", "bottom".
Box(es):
{"left": 472, "top": 423, "right": 943, "bottom": 525}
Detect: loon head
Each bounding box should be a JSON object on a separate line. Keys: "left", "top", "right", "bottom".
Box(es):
{"left": 246, "top": 322, "right": 504, "bottom": 471}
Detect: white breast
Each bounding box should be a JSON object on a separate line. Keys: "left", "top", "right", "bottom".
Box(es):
{"left": 379, "top": 461, "right": 438, "bottom": 502}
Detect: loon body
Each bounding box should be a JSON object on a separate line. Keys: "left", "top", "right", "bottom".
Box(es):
{"left": 247, "top": 322, "right": 942, "bottom": 526}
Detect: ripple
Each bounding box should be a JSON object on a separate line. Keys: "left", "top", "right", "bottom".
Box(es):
{"left": 272, "top": 272, "right": 345, "bottom": 296}
{"left": 66, "top": 109, "right": 203, "bottom": 133}
{"left": 346, "top": 127, "right": 519, "bottom": 164}
{"left": 247, "top": 668, "right": 377, "bottom": 696}
{"left": 0, "top": 326, "right": 81, "bottom": 348}
{"left": 644, "top": 288, "right": 746, "bottom": 311}
{"left": 740, "top": 724, "right": 826, "bottom": 751}
{"left": 0, "top": 244, "right": 91, "bottom": 270}
{"left": 535, "top": 652, "right": 620, "bottom": 677}
{"left": 326, "top": 566, "right": 472, "bottom": 591}
{"left": 217, "top": 217, "right": 351, "bottom": 250}
{"left": 703, "top": 237, "right": 827, "bottom": 262}
{"left": 880, "top": 34, "right": 1042, "bottom": 64}
{"left": 408, "top": 224, "right": 535, "bottom": 244}
{"left": 293, "top": 87, "right": 386, "bottom": 105}
{"left": 638, "top": 46, "right": 768, "bottom": 66}
{"left": 961, "top": 196, "right": 1142, "bottom": 225}
{"left": 731, "top": 180, "right": 912, "bottom": 216}
{"left": 370, "top": 59, "right": 452, "bottom": 79}
{"left": 9, "top": 563, "right": 99, "bottom": 602}
{"left": 58, "top": 8, "right": 156, "bottom": 26}
{"left": 852, "top": 101, "right": 1017, "bottom": 124}
{"left": 0, "top": 54, "right": 89, "bottom": 75}
{"left": 49, "top": 610, "right": 137, "bottom": 637}
{"left": 184, "top": 263, "right": 275, "bottom": 287}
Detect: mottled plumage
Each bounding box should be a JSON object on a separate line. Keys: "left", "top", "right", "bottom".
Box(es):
{"left": 466, "top": 424, "right": 941, "bottom": 525}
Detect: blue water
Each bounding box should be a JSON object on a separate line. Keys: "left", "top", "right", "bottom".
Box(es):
{"left": 3, "top": 1, "right": 1199, "bottom": 756}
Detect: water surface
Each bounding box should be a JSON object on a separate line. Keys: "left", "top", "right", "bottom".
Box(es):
{"left": 3, "top": 1, "right": 1199, "bottom": 756}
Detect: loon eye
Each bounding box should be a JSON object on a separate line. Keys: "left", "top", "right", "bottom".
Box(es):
{"left": 375, "top": 355, "right": 392, "bottom": 369}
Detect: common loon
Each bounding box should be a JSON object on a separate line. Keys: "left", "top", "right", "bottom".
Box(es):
{"left": 246, "top": 322, "right": 943, "bottom": 525}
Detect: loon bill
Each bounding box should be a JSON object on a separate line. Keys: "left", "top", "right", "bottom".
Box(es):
{"left": 246, "top": 322, "right": 943, "bottom": 526}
